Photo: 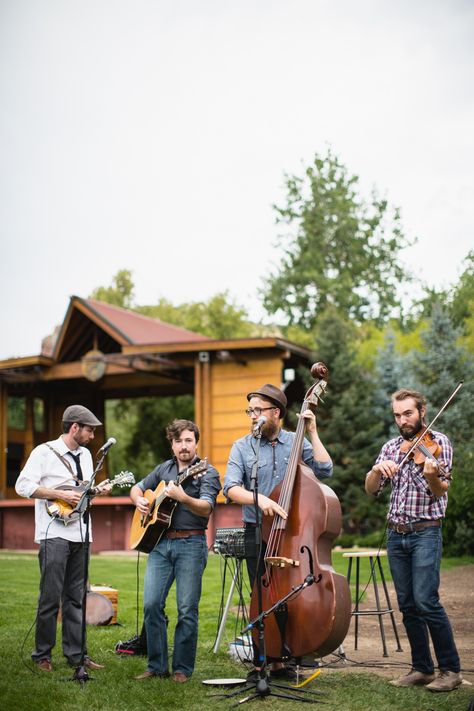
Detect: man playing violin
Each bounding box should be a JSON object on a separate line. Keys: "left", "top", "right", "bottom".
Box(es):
{"left": 15, "top": 405, "right": 111, "bottom": 673}
{"left": 365, "top": 388, "right": 462, "bottom": 692}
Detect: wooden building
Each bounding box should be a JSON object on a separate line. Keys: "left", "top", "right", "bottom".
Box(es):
{"left": 0, "top": 296, "right": 312, "bottom": 550}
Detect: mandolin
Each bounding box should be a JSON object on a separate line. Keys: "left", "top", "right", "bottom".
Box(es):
{"left": 46, "top": 471, "right": 135, "bottom": 523}
{"left": 129, "top": 458, "right": 207, "bottom": 553}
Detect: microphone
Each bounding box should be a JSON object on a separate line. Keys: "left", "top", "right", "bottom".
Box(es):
{"left": 98, "top": 437, "right": 117, "bottom": 454}
{"left": 252, "top": 416, "right": 267, "bottom": 434}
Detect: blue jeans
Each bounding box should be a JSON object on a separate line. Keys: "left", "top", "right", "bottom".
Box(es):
{"left": 387, "top": 527, "right": 460, "bottom": 674}
{"left": 144, "top": 535, "right": 208, "bottom": 676}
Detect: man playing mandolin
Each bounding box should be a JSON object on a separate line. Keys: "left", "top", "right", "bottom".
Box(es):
{"left": 15, "top": 404, "right": 111, "bottom": 672}
{"left": 130, "top": 419, "right": 221, "bottom": 683}
{"left": 365, "top": 388, "right": 462, "bottom": 692}
{"left": 224, "top": 383, "right": 333, "bottom": 681}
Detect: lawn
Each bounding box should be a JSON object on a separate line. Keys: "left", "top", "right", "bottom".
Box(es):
{"left": 0, "top": 550, "right": 472, "bottom": 711}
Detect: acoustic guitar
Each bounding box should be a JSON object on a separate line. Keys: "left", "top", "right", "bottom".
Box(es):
{"left": 129, "top": 458, "right": 208, "bottom": 553}
{"left": 46, "top": 471, "right": 135, "bottom": 524}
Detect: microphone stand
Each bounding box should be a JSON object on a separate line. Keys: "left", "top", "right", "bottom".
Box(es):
{"left": 70, "top": 448, "right": 108, "bottom": 686}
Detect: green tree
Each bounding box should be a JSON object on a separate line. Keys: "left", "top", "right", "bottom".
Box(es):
{"left": 296, "top": 307, "right": 384, "bottom": 534}
{"left": 411, "top": 303, "right": 474, "bottom": 555}
{"left": 91, "top": 273, "right": 265, "bottom": 477}
{"left": 90, "top": 269, "right": 135, "bottom": 309}
{"left": 450, "top": 251, "right": 474, "bottom": 328}
{"left": 372, "top": 327, "right": 416, "bottom": 439}
{"left": 138, "top": 291, "right": 261, "bottom": 340}
{"left": 262, "top": 149, "right": 413, "bottom": 329}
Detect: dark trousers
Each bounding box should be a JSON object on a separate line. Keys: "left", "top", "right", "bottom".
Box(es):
{"left": 33, "top": 538, "right": 88, "bottom": 665}
{"left": 244, "top": 525, "right": 268, "bottom": 666}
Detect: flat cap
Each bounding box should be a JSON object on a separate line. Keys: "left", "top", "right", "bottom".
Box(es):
{"left": 247, "top": 384, "right": 287, "bottom": 418}
{"left": 62, "top": 405, "right": 102, "bottom": 427}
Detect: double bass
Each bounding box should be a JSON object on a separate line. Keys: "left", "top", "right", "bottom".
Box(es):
{"left": 249, "top": 363, "right": 351, "bottom": 659}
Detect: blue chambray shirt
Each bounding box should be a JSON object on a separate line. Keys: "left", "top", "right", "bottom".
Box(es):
{"left": 224, "top": 429, "right": 333, "bottom": 524}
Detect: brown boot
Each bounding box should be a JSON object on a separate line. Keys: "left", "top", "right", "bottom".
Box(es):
{"left": 389, "top": 669, "right": 435, "bottom": 687}
{"left": 425, "top": 671, "right": 462, "bottom": 692}
{"left": 36, "top": 659, "right": 52, "bottom": 672}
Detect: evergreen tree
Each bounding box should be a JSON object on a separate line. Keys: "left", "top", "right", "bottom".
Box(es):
{"left": 262, "top": 149, "right": 413, "bottom": 329}
{"left": 373, "top": 327, "right": 415, "bottom": 440}
{"left": 411, "top": 303, "right": 474, "bottom": 555}
{"left": 296, "top": 307, "right": 384, "bottom": 534}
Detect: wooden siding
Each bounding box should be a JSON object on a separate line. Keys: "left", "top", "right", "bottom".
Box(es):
{"left": 207, "top": 357, "right": 283, "bottom": 497}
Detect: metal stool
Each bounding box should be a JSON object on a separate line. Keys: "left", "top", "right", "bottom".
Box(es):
{"left": 343, "top": 549, "right": 403, "bottom": 657}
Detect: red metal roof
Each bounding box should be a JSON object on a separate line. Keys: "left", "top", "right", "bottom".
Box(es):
{"left": 82, "top": 298, "right": 211, "bottom": 345}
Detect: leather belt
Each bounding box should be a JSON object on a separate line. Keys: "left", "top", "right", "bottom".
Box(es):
{"left": 388, "top": 520, "right": 441, "bottom": 534}
{"left": 165, "top": 529, "right": 206, "bottom": 539}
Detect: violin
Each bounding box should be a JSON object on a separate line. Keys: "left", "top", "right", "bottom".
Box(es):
{"left": 399, "top": 429, "right": 449, "bottom": 477}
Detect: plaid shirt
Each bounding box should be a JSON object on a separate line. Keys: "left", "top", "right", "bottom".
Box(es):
{"left": 374, "top": 429, "right": 453, "bottom": 524}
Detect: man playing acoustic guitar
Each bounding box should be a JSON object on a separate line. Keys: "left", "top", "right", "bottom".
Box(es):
{"left": 15, "top": 404, "right": 112, "bottom": 672}
{"left": 130, "top": 419, "right": 221, "bottom": 683}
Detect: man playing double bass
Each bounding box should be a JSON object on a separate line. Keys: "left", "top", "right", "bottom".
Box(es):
{"left": 224, "top": 383, "right": 333, "bottom": 681}
{"left": 365, "top": 388, "right": 462, "bottom": 693}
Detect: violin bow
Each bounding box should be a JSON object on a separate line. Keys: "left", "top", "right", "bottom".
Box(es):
{"left": 398, "top": 380, "right": 464, "bottom": 468}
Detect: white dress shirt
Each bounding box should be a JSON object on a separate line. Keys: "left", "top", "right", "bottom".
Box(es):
{"left": 15, "top": 435, "right": 94, "bottom": 543}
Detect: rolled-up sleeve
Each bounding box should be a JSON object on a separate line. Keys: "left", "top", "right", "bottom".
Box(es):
{"left": 199, "top": 465, "right": 221, "bottom": 508}
{"left": 223, "top": 442, "right": 245, "bottom": 499}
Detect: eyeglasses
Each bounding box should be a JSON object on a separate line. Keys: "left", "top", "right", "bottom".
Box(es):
{"left": 245, "top": 407, "right": 276, "bottom": 417}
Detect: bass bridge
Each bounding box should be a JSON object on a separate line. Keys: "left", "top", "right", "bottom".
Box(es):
{"left": 264, "top": 556, "right": 300, "bottom": 568}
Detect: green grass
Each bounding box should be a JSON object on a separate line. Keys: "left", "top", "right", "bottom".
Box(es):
{"left": 0, "top": 551, "right": 472, "bottom": 711}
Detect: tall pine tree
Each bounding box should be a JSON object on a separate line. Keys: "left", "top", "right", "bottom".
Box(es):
{"left": 297, "top": 307, "right": 384, "bottom": 534}
{"left": 411, "top": 304, "right": 474, "bottom": 554}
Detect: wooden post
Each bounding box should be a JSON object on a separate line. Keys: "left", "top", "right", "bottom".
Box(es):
{"left": 0, "top": 382, "right": 7, "bottom": 499}
{"left": 24, "top": 396, "right": 35, "bottom": 463}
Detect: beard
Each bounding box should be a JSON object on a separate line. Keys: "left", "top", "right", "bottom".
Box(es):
{"left": 177, "top": 450, "right": 192, "bottom": 463}
{"left": 251, "top": 419, "right": 279, "bottom": 440}
{"left": 73, "top": 430, "right": 89, "bottom": 447}
{"left": 398, "top": 413, "right": 424, "bottom": 440}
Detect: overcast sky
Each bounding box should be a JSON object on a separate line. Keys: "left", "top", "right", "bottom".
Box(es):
{"left": 1, "top": 0, "right": 473, "bottom": 360}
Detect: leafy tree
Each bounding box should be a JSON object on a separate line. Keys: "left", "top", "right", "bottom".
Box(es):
{"left": 137, "top": 292, "right": 261, "bottom": 340}
{"left": 295, "top": 306, "right": 384, "bottom": 534}
{"left": 91, "top": 273, "right": 266, "bottom": 476}
{"left": 450, "top": 251, "right": 474, "bottom": 328}
{"left": 411, "top": 303, "right": 474, "bottom": 555}
{"left": 262, "top": 149, "right": 413, "bottom": 329}
{"left": 449, "top": 251, "right": 474, "bottom": 354}
{"left": 107, "top": 395, "right": 194, "bottom": 481}
{"left": 90, "top": 269, "right": 135, "bottom": 309}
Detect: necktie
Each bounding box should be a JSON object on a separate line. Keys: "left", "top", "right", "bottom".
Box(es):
{"left": 67, "top": 451, "right": 89, "bottom": 524}
{"left": 68, "top": 451, "right": 83, "bottom": 484}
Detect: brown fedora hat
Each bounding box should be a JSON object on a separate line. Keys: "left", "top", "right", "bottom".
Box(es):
{"left": 247, "top": 384, "right": 287, "bottom": 418}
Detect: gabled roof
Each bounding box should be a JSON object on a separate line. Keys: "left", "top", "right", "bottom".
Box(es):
{"left": 52, "top": 296, "right": 211, "bottom": 362}
{"left": 81, "top": 298, "right": 209, "bottom": 345}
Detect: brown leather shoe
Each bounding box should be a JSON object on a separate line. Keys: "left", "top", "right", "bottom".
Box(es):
{"left": 36, "top": 659, "right": 52, "bottom": 672}
{"left": 426, "top": 671, "right": 462, "bottom": 692}
{"left": 389, "top": 669, "right": 435, "bottom": 687}
{"left": 135, "top": 671, "right": 158, "bottom": 680}
{"left": 135, "top": 670, "right": 170, "bottom": 680}
{"left": 172, "top": 672, "right": 190, "bottom": 683}
{"left": 84, "top": 657, "right": 105, "bottom": 670}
